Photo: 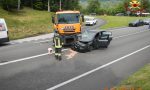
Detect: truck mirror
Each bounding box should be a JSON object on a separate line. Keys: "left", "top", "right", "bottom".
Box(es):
{"left": 82, "top": 15, "right": 84, "bottom": 22}
{"left": 52, "top": 16, "right": 55, "bottom": 24}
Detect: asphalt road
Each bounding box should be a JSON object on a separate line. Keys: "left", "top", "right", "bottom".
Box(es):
{"left": 0, "top": 19, "right": 150, "bottom": 90}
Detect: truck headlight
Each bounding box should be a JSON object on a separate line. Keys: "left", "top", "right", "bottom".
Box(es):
{"left": 61, "top": 28, "right": 64, "bottom": 30}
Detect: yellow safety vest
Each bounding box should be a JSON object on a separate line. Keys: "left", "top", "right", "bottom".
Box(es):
{"left": 54, "top": 37, "right": 62, "bottom": 48}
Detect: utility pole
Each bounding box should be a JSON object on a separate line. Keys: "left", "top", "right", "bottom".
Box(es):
{"left": 59, "top": 0, "right": 62, "bottom": 10}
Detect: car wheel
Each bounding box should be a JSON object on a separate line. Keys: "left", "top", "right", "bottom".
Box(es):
{"left": 104, "top": 40, "right": 110, "bottom": 48}
{"left": 88, "top": 45, "right": 93, "bottom": 52}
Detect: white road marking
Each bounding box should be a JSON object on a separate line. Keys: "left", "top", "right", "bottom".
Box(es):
{"left": 109, "top": 26, "right": 148, "bottom": 32}
{"left": 113, "top": 30, "right": 148, "bottom": 39}
{"left": 108, "top": 27, "right": 127, "bottom": 31}
{"left": 46, "top": 44, "right": 150, "bottom": 90}
{"left": 0, "top": 53, "right": 48, "bottom": 66}
{"left": 0, "top": 30, "right": 148, "bottom": 66}
{"left": 0, "top": 49, "right": 68, "bottom": 66}
{"left": 34, "top": 39, "right": 53, "bottom": 43}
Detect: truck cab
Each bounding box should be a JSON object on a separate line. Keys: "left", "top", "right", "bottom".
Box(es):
{"left": 52, "top": 11, "right": 84, "bottom": 45}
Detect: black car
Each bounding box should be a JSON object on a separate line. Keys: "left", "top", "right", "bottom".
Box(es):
{"left": 72, "top": 30, "right": 113, "bottom": 52}
{"left": 129, "top": 19, "right": 144, "bottom": 27}
{"left": 143, "top": 18, "right": 150, "bottom": 25}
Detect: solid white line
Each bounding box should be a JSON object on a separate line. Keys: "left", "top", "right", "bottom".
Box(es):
{"left": 0, "top": 53, "right": 48, "bottom": 66}
{"left": 34, "top": 39, "right": 52, "bottom": 44}
{"left": 108, "top": 27, "right": 127, "bottom": 31}
{"left": 113, "top": 30, "right": 148, "bottom": 39}
{"left": 0, "top": 30, "right": 148, "bottom": 66}
{"left": 108, "top": 26, "right": 148, "bottom": 32}
{"left": 47, "top": 44, "right": 150, "bottom": 90}
{"left": 0, "top": 49, "right": 68, "bottom": 66}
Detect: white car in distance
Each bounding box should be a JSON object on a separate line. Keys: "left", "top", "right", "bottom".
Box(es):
{"left": 85, "top": 16, "right": 97, "bottom": 26}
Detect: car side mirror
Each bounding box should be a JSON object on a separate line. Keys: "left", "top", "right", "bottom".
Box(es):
{"left": 52, "top": 16, "right": 55, "bottom": 24}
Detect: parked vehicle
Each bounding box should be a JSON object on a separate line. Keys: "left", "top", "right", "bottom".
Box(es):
{"left": 128, "top": 19, "right": 144, "bottom": 27}
{"left": 143, "top": 18, "right": 150, "bottom": 25}
{"left": 0, "top": 18, "right": 9, "bottom": 44}
{"left": 115, "top": 13, "right": 124, "bottom": 16}
{"left": 85, "top": 16, "right": 97, "bottom": 26}
{"left": 90, "top": 13, "right": 96, "bottom": 16}
{"left": 72, "top": 30, "right": 112, "bottom": 53}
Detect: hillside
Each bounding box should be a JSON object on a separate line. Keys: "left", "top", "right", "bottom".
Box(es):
{"left": 80, "top": 0, "right": 150, "bottom": 12}
{"left": 80, "top": 0, "right": 122, "bottom": 2}
{"left": 0, "top": 7, "right": 53, "bottom": 40}
{"left": 80, "top": 0, "right": 123, "bottom": 9}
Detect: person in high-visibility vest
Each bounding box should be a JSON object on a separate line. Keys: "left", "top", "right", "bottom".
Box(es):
{"left": 54, "top": 33, "right": 63, "bottom": 60}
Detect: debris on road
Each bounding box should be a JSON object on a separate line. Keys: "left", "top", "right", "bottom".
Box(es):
{"left": 65, "top": 49, "right": 77, "bottom": 59}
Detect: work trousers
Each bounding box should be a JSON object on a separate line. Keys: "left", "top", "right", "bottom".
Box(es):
{"left": 55, "top": 48, "right": 62, "bottom": 56}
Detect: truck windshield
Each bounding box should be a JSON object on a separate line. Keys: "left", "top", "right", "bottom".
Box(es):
{"left": 57, "top": 13, "right": 80, "bottom": 24}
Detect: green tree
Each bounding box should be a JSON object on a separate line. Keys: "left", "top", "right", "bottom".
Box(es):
{"left": 1, "top": 0, "right": 80, "bottom": 12}
{"left": 87, "top": 0, "right": 100, "bottom": 14}
{"left": 141, "top": 0, "right": 150, "bottom": 12}
{"left": 115, "top": 2, "right": 126, "bottom": 14}
{"left": 1, "top": 0, "right": 18, "bottom": 11}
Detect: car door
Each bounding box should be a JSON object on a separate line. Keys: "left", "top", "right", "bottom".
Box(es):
{"left": 98, "top": 31, "right": 112, "bottom": 47}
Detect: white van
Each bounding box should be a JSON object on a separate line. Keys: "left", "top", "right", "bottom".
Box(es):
{"left": 0, "top": 18, "right": 9, "bottom": 43}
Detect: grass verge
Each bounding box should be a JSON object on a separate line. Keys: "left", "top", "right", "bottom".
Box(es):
{"left": 0, "top": 7, "right": 53, "bottom": 40}
{"left": 98, "top": 16, "right": 149, "bottom": 29}
{"left": 116, "top": 63, "right": 150, "bottom": 90}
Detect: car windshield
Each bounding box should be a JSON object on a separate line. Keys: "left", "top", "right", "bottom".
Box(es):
{"left": 85, "top": 18, "right": 94, "bottom": 21}
{"left": 57, "top": 13, "right": 80, "bottom": 24}
{"left": 80, "top": 30, "right": 96, "bottom": 41}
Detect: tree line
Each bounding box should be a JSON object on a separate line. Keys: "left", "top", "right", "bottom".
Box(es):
{"left": 0, "top": 0, "right": 80, "bottom": 12}
{"left": 82, "top": 0, "right": 150, "bottom": 15}
{"left": 0, "top": 0, "right": 149, "bottom": 15}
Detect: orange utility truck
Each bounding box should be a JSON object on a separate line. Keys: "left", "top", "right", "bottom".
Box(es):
{"left": 52, "top": 10, "right": 84, "bottom": 45}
